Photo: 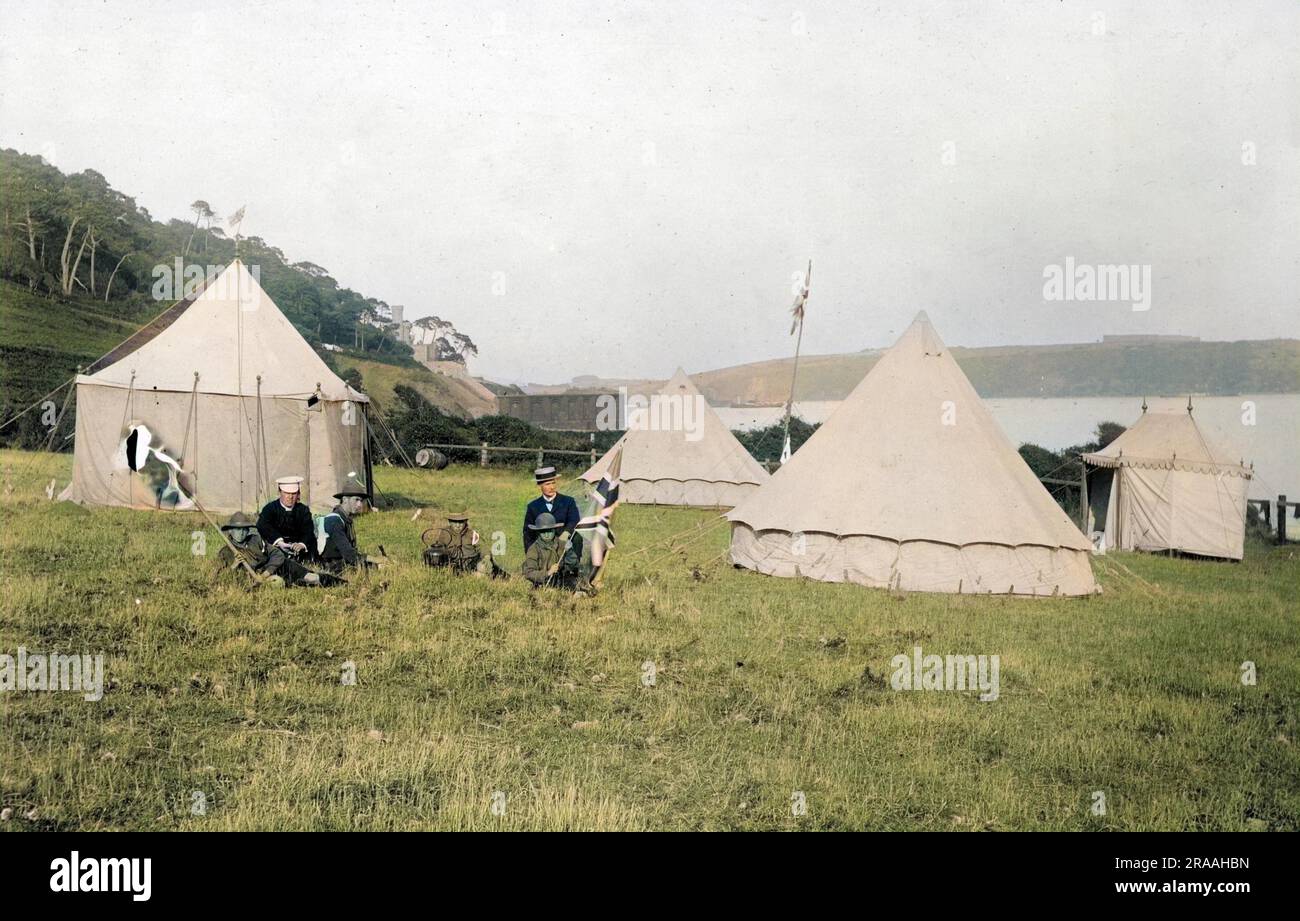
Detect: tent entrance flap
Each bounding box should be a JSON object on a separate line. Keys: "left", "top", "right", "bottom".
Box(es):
{"left": 1087, "top": 467, "right": 1114, "bottom": 535}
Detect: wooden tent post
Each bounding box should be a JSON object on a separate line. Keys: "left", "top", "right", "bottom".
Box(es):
{"left": 362, "top": 402, "right": 376, "bottom": 508}
{"left": 1079, "top": 460, "right": 1089, "bottom": 533}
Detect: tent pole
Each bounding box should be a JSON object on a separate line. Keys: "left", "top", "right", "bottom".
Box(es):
{"left": 362, "top": 402, "right": 376, "bottom": 507}
{"left": 783, "top": 318, "right": 804, "bottom": 455}
{"left": 780, "top": 259, "right": 811, "bottom": 462}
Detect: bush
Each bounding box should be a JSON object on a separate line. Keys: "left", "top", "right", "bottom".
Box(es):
{"left": 732, "top": 416, "right": 819, "bottom": 465}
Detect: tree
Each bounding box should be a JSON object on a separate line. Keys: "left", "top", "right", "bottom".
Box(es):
{"left": 103, "top": 251, "right": 132, "bottom": 302}
{"left": 412, "top": 315, "right": 479, "bottom": 362}
{"left": 1095, "top": 421, "right": 1125, "bottom": 448}
{"left": 183, "top": 200, "right": 216, "bottom": 256}
{"left": 58, "top": 216, "right": 87, "bottom": 295}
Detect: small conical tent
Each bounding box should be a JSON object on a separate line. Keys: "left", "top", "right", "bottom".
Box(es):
{"left": 63, "top": 259, "right": 369, "bottom": 513}
{"left": 727, "top": 312, "right": 1097, "bottom": 595}
{"left": 1082, "top": 407, "right": 1251, "bottom": 560}
{"left": 580, "top": 368, "right": 769, "bottom": 507}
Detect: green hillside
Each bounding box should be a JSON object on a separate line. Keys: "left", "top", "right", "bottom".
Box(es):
{"left": 0, "top": 280, "right": 139, "bottom": 401}
{"left": 693, "top": 339, "right": 1300, "bottom": 404}
{"left": 333, "top": 354, "right": 496, "bottom": 419}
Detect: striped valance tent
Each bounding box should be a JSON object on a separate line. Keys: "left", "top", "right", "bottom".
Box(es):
{"left": 727, "top": 312, "right": 1098, "bottom": 596}
{"left": 61, "top": 259, "right": 370, "bottom": 514}
{"left": 580, "top": 368, "right": 769, "bottom": 508}
{"left": 1082, "top": 407, "right": 1252, "bottom": 560}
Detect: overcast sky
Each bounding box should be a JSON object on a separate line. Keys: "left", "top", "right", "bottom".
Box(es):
{"left": 2, "top": 0, "right": 1297, "bottom": 383}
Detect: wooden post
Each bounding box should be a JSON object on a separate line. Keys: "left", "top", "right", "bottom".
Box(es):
{"left": 1278, "top": 495, "right": 1288, "bottom": 544}
{"left": 361, "top": 403, "right": 376, "bottom": 508}
{"left": 1079, "top": 460, "right": 1089, "bottom": 533}
{"left": 480, "top": 442, "right": 488, "bottom": 468}
{"left": 537, "top": 448, "right": 544, "bottom": 468}
{"left": 590, "top": 448, "right": 597, "bottom": 465}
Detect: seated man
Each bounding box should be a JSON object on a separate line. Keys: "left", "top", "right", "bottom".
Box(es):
{"left": 522, "top": 513, "right": 586, "bottom": 591}
{"left": 218, "top": 511, "right": 319, "bottom": 587}
{"left": 422, "top": 510, "right": 484, "bottom": 574}
{"left": 523, "top": 466, "right": 580, "bottom": 552}
{"left": 257, "top": 475, "right": 315, "bottom": 561}
{"left": 317, "top": 489, "right": 373, "bottom": 573}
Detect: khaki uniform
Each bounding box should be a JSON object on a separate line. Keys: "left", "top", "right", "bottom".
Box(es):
{"left": 218, "top": 529, "right": 312, "bottom": 585}
{"left": 425, "top": 524, "right": 483, "bottom": 573}
{"left": 522, "top": 532, "right": 584, "bottom": 589}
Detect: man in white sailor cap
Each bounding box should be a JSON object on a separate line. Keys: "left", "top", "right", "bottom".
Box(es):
{"left": 256, "top": 475, "right": 316, "bottom": 560}
{"left": 522, "top": 465, "right": 580, "bottom": 552}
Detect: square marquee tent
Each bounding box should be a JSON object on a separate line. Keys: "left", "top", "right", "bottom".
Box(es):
{"left": 62, "top": 259, "right": 370, "bottom": 513}
{"left": 727, "top": 312, "right": 1098, "bottom": 596}
{"left": 1082, "top": 406, "right": 1252, "bottom": 560}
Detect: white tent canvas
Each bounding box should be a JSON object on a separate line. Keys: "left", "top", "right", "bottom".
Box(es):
{"left": 1082, "top": 408, "right": 1251, "bottom": 560}
{"left": 581, "top": 369, "right": 769, "bottom": 507}
{"left": 727, "top": 312, "right": 1097, "bottom": 596}
{"left": 63, "top": 259, "right": 369, "bottom": 513}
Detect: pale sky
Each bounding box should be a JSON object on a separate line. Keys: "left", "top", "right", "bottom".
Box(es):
{"left": 2, "top": 0, "right": 1297, "bottom": 384}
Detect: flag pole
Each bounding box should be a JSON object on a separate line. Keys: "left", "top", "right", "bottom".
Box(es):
{"left": 781, "top": 259, "right": 811, "bottom": 463}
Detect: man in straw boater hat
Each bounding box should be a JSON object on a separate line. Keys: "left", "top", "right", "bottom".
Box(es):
{"left": 522, "top": 466, "right": 581, "bottom": 552}
{"left": 522, "top": 512, "right": 587, "bottom": 591}
{"left": 217, "top": 511, "right": 320, "bottom": 587}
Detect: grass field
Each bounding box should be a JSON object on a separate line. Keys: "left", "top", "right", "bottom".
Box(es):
{"left": 1, "top": 448, "right": 1296, "bottom": 831}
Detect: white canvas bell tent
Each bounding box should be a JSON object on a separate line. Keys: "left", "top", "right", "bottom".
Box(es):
{"left": 580, "top": 369, "right": 769, "bottom": 508}
{"left": 1082, "top": 406, "right": 1251, "bottom": 560}
{"left": 62, "top": 259, "right": 370, "bottom": 513}
{"left": 727, "top": 312, "right": 1097, "bottom": 596}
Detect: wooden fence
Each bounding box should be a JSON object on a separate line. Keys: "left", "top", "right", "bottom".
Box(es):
{"left": 1247, "top": 495, "right": 1298, "bottom": 544}
{"left": 421, "top": 442, "right": 598, "bottom": 468}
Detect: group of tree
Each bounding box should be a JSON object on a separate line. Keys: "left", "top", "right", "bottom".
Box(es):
{"left": 0, "top": 148, "right": 476, "bottom": 365}
{"left": 1017, "top": 421, "right": 1126, "bottom": 517}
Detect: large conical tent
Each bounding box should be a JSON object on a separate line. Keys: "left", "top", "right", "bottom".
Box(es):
{"left": 1082, "top": 407, "right": 1251, "bottom": 560}
{"left": 63, "top": 259, "right": 370, "bottom": 513}
{"left": 727, "top": 312, "right": 1097, "bottom": 595}
{"left": 580, "top": 368, "right": 769, "bottom": 507}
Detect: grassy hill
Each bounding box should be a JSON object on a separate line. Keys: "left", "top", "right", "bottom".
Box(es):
{"left": 1, "top": 449, "right": 1296, "bottom": 830}
{"left": 333, "top": 354, "right": 496, "bottom": 419}
{"left": 0, "top": 280, "right": 493, "bottom": 440}
{"left": 690, "top": 339, "right": 1300, "bottom": 404}
{"left": 0, "top": 281, "right": 142, "bottom": 407}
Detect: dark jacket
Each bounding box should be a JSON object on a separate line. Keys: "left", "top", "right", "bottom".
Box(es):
{"left": 257, "top": 499, "right": 315, "bottom": 552}
{"left": 318, "top": 505, "right": 358, "bottom": 567}
{"left": 523, "top": 493, "right": 581, "bottom": 550}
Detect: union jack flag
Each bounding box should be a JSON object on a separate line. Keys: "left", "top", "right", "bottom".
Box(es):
{"left": 578, "top": 445, "right": 622, "bottom": 568}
